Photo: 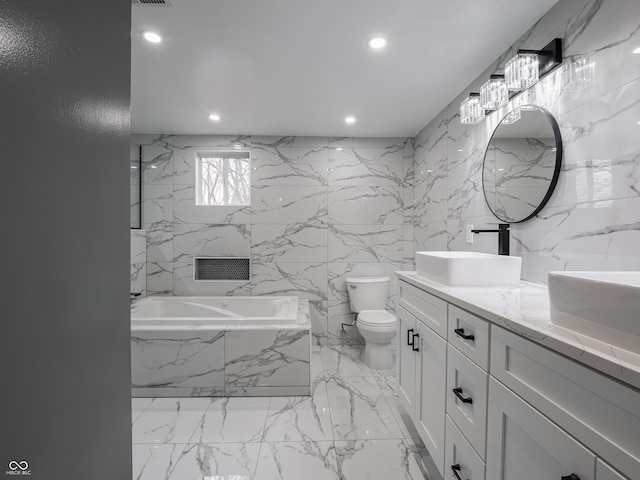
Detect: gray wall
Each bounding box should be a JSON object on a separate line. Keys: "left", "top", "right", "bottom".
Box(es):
{"left": 0, "top": 1, "right": 132, "bottom": 479}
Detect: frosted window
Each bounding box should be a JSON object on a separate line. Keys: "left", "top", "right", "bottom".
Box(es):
{"left": 196, "top": 152, "right": 251, "bottom": 206}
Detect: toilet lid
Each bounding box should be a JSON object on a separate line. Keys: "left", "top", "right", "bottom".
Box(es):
{"left": 345, "top": 276, "right": 390, "bottom": 284}
{"left": 358, "top": 310, "right": 396, "bottom": 326}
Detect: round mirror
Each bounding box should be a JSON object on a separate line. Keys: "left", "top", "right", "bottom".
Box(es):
{"left": 482, "top": 105, "right": 562, "bottom": 223}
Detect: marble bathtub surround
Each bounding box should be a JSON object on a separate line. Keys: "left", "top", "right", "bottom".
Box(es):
{"left": 131, "top": 300, "right": 311, "bottom": 398}
{"left": 131, "top": 345, "right": 431, "bottom": 480}
{"left": 132, "top": 134, "right": 415, "bottom": 346}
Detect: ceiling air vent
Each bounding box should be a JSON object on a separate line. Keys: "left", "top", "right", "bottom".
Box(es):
{"left": 131, "top": 0, "right": 173, "bottom": 6}
{"left": 194, "top": 257, "right": 251, "bottom": 281}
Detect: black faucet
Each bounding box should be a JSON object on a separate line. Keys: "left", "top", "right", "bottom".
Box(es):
{"left": 471, "top": 223, "right": 510, "bottom": 256}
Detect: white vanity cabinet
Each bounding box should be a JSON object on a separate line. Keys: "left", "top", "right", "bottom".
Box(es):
{"left": 397, "top": 282, "right": 448, "bottom": 476}
{"left": 486, "top": 377, "right": 596, "bottom": 480}
{"left": 395, "top": 278, "right": 640, "bottom": 480}
{"left": 597, "top": 460, "right": 630, "bottom": 480}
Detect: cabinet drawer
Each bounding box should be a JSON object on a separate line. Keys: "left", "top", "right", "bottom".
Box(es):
{"left": 448, "top": 305, "right": 489, "bottom": 370}
{"left": 491, "top": 326, "right": 640, "bottom": 480}
{"left": 596, "top": 460, "right": 629, "bottom": 480}
{"left": 487, "top": 377, "right": 596, "bottom": 480}
{"left": 398, "top": 280, "right": 447, "bottom": 338}
{"left": 446, "top": 344, "right": 488, "bottom": 459}
{"left": 445, "top": 415, "right": 485, "bottom": 480}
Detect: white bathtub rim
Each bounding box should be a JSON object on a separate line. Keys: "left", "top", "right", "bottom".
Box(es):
{"left": 131, "top": 297, "right": 310, "bottom": 331}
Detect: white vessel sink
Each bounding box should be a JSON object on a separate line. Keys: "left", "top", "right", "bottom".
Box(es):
{"left": 415, "top": 251, "right": 522, "bottom": 286}
{"left": 548, "top": 271, "right": 640, "bottom": 354}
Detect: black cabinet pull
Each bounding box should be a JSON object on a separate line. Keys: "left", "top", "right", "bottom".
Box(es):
{"left": 561, "top": 475, "right": 580, "bottom": 480}
{"left": 453, "top": 387, "right": 473, "bottom": 404}
{"left": 412, "top": 333, "right": 420, "bottom": 352}
{"left": 454, "top": 327, "right": 475, "bottom": 341}
{"left": 451, "top": 464, "right": 466, "bottom": 480}
{"left": 407, "top": 329, "right": 414, "bottom": 346}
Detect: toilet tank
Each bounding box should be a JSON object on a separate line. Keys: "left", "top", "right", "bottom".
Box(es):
{"left": 346, "top": 276, "right": 390, "bottom": 312}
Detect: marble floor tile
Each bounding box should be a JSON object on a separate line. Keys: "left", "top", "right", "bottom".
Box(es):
{"left": 132, "top": 443, "right": 185, "bottom": 480}
{"left": 132, "top": 398, "right": 154, "bottom": 424}
{"left": 334, "top": 439, "right": 427, "bottom": 480}
{"left": 326, "top": 376, "right": 403, "bottom": 441}
{"left": 263, "top": 378, "right": 333, "bottom": 442}
{"left": 190, "top": 397, "right": 271, "bottom": 443}
{"left": 322, "top": 346, "right": 374, "bottom": 378}
{"left": 255, "top": 441, "right": 339, "bottom": 480}
{"left": 132, "top": 398, "right": 211, "bottom": 444}
{"left": 373, "top": 374, "right": 397, "bottom": 397}
{"left": 168, "top": 443, "right": 261, "bottom": 480}
{"left": 383, "top": 394, "right": 421, "bottom": 441}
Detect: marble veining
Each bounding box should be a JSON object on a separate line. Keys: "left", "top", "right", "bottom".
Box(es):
{"left": 131, "top": 346, "right": 431, "bottom": 480}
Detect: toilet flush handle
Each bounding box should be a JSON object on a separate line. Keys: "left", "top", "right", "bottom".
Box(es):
{"left": 349, "top": 284, "right": 357, "bottom": 289}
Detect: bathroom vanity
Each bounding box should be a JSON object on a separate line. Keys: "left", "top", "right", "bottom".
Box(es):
{"left": 395, "top": 272, "right": 640, "bottom": 480}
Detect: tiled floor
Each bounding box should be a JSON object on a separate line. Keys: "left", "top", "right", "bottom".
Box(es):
{"left": 131, "top": 345, "right": 432, "bottom": 480}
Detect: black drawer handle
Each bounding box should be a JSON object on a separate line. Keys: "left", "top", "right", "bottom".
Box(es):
{"left": 454, "top": 327, "right": 475, "bottom": 341}
{"left": 412, "top": 333, "right": 420, "bottom": 352}
{"left": 451, "top": 464, "right": 466, "bottom": 480}
{"left": 407, "top": 328, "right": 414, "bottom": 346}
{"left": 561, "top": 475, "right": 580, "bottom": 480}
{"left": 453, "top": 387, "right": 473, "bottom": 404}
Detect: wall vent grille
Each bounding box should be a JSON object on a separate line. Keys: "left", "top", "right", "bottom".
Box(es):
{"left": 131, "top": 0, "right": 173, "bottom": 6}
{"left": 194, "top": 257, "right": 251, "bottom": 281}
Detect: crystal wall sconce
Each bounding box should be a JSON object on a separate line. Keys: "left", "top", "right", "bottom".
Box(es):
{"left": 480, "top": 75, "right": 508, "bottom": 110}
{"left": 460, "top": 38, "right": 562, "bottom": 124}
{"left": 460, "top": 93, "right": 485, "bottom": 125}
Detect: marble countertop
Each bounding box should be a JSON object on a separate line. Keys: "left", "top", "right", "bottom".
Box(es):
{"left": 396, "top": 272, "right": 640, "bottom": 391}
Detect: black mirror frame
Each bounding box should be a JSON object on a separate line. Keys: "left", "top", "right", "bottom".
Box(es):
{"left": 482, "top": 105, "right": 563, "bottom": 223}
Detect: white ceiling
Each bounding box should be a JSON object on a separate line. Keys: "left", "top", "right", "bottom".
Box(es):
{"left": 131, "top": 0, "right": 559, "bottom": 137}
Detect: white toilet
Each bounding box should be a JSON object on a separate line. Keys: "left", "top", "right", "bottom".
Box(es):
{"left": 346, "top": 276, "right": 397, "bottom": 370}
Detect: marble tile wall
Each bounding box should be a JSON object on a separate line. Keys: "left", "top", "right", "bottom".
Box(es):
{"left": 413, "top": 0, "right": 640, "bottom": 284}
{"left": 130, "top": 229, "right": 146, "bottom": 296}
{"left": 132, "top": 135, "right": 414, "bottom": 345}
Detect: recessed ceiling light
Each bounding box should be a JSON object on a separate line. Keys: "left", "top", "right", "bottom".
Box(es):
{"left": 345, "top": 116, "right": 356, "bottom": 124}
{"left": 633, "top": 46, "right": 640, "bottom": 54}
{"left": 336, "top": 147, "right": 343, "bottom": 151}
{"left": 368, "top": 36, "right": 387, "bottom": 49}
{"left": 208, "top": 113, "right": 221, "bottom": 121}
{"left": 141, "top": 30, "right": 162, "bottom": 44}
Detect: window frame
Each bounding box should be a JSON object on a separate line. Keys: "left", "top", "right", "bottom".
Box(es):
{"left": 195, "top": 149, "right": 251, "bottom": 207}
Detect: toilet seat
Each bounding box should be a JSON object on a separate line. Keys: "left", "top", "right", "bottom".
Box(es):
{"left": 358, "top": 310, "right": 396, "bottom": 326}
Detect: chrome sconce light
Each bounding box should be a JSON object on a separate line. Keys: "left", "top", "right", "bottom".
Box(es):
{"left": 460, "top": 38, "right": 562, "bottom": 124}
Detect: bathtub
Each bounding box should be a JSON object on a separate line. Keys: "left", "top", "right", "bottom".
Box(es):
{"left": 131, "top": 296, "right": 310, "bottom": 398}
{"left": 131, "top": 295, "right": 300, "bottom": 328}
